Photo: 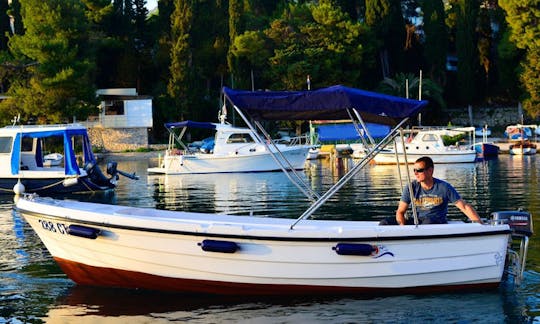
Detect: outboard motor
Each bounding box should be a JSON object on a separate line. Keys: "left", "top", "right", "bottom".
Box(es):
{"left": 107, "top": 161, "right": 139, "bottom": 181}
{"left": 490, "top": 210, "right": 534, "bottom": 285}
{"left": 84, "top": 161, "right": 116, "bottom": 189}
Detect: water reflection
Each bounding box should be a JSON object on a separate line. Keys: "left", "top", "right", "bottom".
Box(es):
{"left": 2, "top": 154, "right": 540, "bottom": 323}
{"left": 41, "top": 285, "right": 533, "bottom": 323}
{"left": 149, "top": 172, "right": 311, "bottom": 218}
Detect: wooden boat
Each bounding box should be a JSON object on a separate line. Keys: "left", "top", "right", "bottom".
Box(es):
{"left": 147, "top": 120, "right": 310, "bottom": 175}
{"left": 0, "top": 123, "right": 137, "bottom": 195}
{"left": 15, "top": 85, "right": 533, "bottom": 295}
{"left": 509, "top": 141, "right": 537, "bottom": 155}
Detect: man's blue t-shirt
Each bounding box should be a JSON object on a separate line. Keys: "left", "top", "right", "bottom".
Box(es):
{"left": 401, "top": 178, "right": 461, "bottom": 224}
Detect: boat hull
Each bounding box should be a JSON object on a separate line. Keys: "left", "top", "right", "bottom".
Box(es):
{"left": 373, "top": 151, "right": 477, "bottom": 164}
{"left": 17, "top": 196, "right": 511, "bottom": 295}
{"left": 509, "top": 143, "right": 537, "bottom": 155}
{"left": 148, "top": 146, "right": 310, "bottom": 174}
{"left": 0, "top": 176, "right": 111, "bottom": 195}
{"left": 474, "top": 143, "right": 499, "bottom": 157}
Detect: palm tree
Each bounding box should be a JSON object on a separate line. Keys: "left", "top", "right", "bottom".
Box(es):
{"left": 377, "top": 72, "right": 445, "bottom": 109}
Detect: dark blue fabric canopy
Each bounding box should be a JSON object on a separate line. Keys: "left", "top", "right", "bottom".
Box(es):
{"left": 222, "top": 85, "right": 427, "bottom": 125}
{"left": 316, "top": 123, "right": 390, "bottom": 142}
{"left": 165, "top": 121, "right": 217, "bottom": 130}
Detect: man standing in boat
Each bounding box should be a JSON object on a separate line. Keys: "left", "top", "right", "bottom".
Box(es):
{"left": 381, "top": 156, "right": 483, "bottom": 225}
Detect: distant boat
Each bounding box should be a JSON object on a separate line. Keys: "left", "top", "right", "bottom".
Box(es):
{"left": 373, "top": 127, "right": 478, "bottom": 164}
{"left": 509, "top": 141, "right": 537, "bottom": 155}
{"left": 147, "top": 120, "right": 311, "bottom": 175}
{"left": 43, "top": 152, "right": 63, "bottom": 167}
{"left": 504, "top": 124, "right": 534, "bottom": 141}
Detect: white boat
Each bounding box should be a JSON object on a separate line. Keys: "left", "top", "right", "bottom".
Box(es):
{"left": 373, "top": 127, "right": 478, "bottom": 164}
{"left": 15, "top": 85, "right": 533, "bottom": 295}
{"left": 0, "top": 123, "right": 137, "bottom": 195}
{"left": 43, "top": 152, "right": 63, "bottom": 167}
{"left": 147, "top": 121, "right": 311, "bottom": 175}
{"left": 509, "top": 141, "right": 537, "bottom": 155}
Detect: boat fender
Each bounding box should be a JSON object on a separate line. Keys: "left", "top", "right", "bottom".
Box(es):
{"left": 490, "top": 210, "right": 533, "bottom": 237}
{"left": 67, "top": 224, "right": 101, "bottom": 239}
{"left": 198, "top": 239, "right": 239, "bottom": 253}
{"left": 333, "top": 243, "right": 377, "bottom": 256}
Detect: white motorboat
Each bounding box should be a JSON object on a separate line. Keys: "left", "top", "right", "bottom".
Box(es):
{"left": 147, "top": 121, "right": 310, "bottom": 175}
{"left": 373, "top": 127, "right": 478, "bottom": 164}
{"left": 15, "top": 85, "right": 532, "bottom": 295}
{"left": 0, "top": 123, "right": 137, "bottom": 195}
{"left": 43, "top": 152, "right": 63, "bottom": 167}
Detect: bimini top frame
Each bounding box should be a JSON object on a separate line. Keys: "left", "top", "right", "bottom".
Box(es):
{"left": 222, "top": 85, "right": 428, "bottom": 228}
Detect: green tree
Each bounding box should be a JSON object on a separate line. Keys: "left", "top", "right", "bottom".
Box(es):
{"left": 499, "top": 0, "right": 540, "bottom": 118}
{"left": 378, "top": 72, "right": 446, "bottom": 124}
{"left": 455, "top": 0, "right": 479, "bottom": 104}
{"left": 227, "top": 0, "right": 244, "bottom": 87}
{"left": 9, "top": 0, "right": 23, "bottom": 35}
{"left": 365, "top": 0, "right": 406, "bottom": 78}
{"left": 421, "top": 0, "right": 448, "bottom": 85}
{"left": 0, "top": 0, "right": 10, "bottom": 51}
{"left": 261, "top": 1, "right": 373, "bottom": 90}
{"left": 168, "top": 0, "right": 193, "bottom": 120}
{"left": 1, "top": 0, "right": 96, "bottom": 124}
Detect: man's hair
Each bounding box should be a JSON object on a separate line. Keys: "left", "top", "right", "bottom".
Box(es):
{"left": 416, "top": 156, "right": 434, "bottom": 169}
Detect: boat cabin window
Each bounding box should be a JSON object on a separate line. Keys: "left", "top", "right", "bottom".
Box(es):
{"left": 421, "top": 134, "right": 439, "bottom": 142}
{"left": 0, "top": 137, "right": 12, "bottom": 153}
{"left": 227, "top": 133, "right": 255, "bottom": 144}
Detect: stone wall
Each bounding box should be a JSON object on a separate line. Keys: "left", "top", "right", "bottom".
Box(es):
{"left": 88, "top": 126, "right": 149, "bottom": 152}
{"left": 447, "top": 105, "right": 534, "bottom": 131}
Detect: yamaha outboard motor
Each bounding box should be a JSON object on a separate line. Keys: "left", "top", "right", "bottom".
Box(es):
{"left": 84, "top": 161, "right": 116, "bottom": 189}
{"left": 107, "top": 161, "right": 139, "bottom": 181}
{"left": 490, "top": 210, "right": 534, "bottom": 285}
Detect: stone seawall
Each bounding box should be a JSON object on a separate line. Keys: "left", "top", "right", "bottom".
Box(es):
{"left": 88, "top": 127, "right": 149, "bottom": 152}
{"left": 447, "top": 106, "right": 531, "bottom": 132}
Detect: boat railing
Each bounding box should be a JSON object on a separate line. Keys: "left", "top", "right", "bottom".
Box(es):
{"left": 273, "top": 135, "right": 311, "bottom": 146}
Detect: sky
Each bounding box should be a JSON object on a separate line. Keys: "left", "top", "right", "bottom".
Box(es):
{"left": 146, "top": 0, "right": 158, "bottom": 11}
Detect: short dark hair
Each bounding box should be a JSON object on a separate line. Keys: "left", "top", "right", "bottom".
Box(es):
{"left": 416, "top": 156, "right": 434, "bottom": 169}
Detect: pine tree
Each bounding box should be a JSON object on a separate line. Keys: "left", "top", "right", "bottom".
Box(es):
{"left": 168, "top": 0, "right": 193, "bottom": 120}
{"left": 422, "top": 0, "right": 448, "bottom": 85}
{"left": 365, "top": 0, "right": 406, "bottom": 78}
{"left": 455, "top": 0, "right": 479, "bottom": 104}
{"left": 0, "top": 0, "right": 10, "bottom": 51}
{"left": 2, "top": 0, "right": 96, "bottom": 123}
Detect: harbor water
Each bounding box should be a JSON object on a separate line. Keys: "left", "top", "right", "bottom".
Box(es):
{"left": 1, "top": 155, "right": 539, "bottom": 323}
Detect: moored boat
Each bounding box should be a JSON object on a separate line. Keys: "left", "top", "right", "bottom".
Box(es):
{"left": 372, "top": 127, "right": 478, "bottom": 164}
{"left": 0, "top": 123, "right": 137, "bottom": 195}
{"left": 509, "top": 141, "right": 537, "bottom": 155}
{"left": 147, "top": 120, "right": 310, "bottom": 175}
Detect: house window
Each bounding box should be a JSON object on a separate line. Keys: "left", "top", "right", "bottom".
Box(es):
{"left": 105, "top": 100, "right": 125, "bottom": 115}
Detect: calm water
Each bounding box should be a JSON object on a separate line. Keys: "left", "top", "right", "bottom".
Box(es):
{"left": 1, "top": 155, "right": 540, "bottom": 323}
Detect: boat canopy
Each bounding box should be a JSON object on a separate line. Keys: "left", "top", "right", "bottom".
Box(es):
{"left": 316, "top": 123, "right": 390, "bottom": 141}
{"left": 11, "top": 127, "right": 95, "bottom": 176}
{"left": 222, "top": 85, "right": 428, "bottom": 125}
{"left": 165, "top": 121, "right": 217, "bottom": 130}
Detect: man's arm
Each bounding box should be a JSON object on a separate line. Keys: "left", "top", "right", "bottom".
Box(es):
{"left": 454, "top": 199, "right": 482, "bottom": 223}
{"left": 395, "top": 201, "right": 409, "bottom": 225}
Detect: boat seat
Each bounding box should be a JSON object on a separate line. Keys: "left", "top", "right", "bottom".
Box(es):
{"left": 20, "top": 152, "right": 38, "bottom": 170}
